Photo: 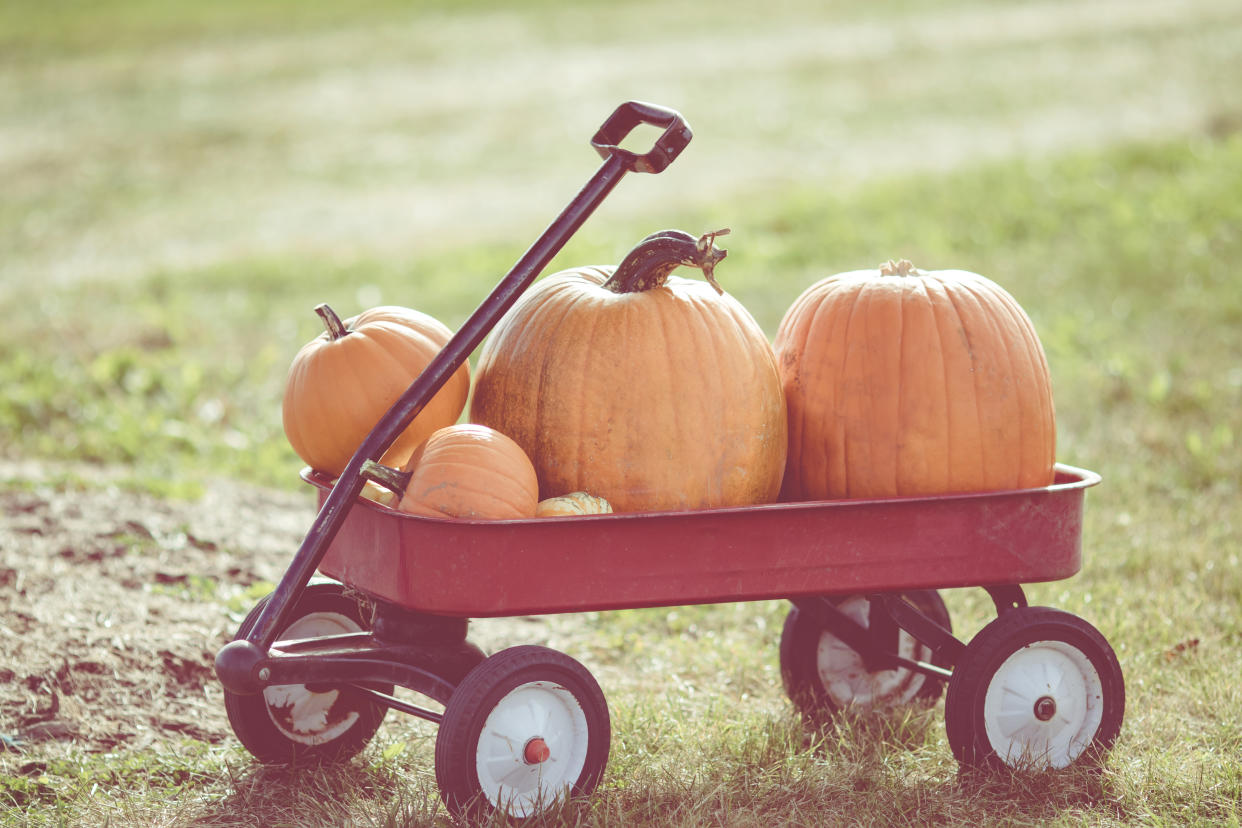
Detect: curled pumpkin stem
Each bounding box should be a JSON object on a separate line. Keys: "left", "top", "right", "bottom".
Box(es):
{"left": 695, "top": 228, "right": 731, "bottom": 294}
{"left": 603, "top": 229, "right": 730, "bottom": 295}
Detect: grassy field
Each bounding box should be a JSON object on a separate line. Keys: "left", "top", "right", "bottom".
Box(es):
{"left": 3, "top": 0, "right": 1242, "bottom": 825}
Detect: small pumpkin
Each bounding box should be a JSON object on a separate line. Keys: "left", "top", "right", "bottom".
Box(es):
{"left": 282, "top": 303, "right": 470, "bottom": 477}
{"left": 359, "top": 480, "right": 397, "bottom": 508}
{"left": 469, "top": 229, "right": 787, "bottom": 513}
{"left": 773, "top": 259, "right": 1055, "bottom": 500}
{"left": 535, "top": 491, "right": 613, "bottom": 517}
{"left": 383, "top": 424, "right": 538, "bottom": 520}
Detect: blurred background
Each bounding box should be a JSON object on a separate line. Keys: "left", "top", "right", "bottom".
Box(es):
{"left": 1, "top": 0, "right": 1239, "bottom": 490}
{"left": 5, "top": 0, "right": 1237, "bottom": 288}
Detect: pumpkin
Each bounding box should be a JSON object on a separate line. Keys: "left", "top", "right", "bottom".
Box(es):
{"left": 385, "top": 424, "right": 538, "bottom": 520}
{"left": 536, "top": 491, "right": 613, "bottom": 517}
{"left": 773, "top": 259, "right": 1055, "bottom": 500}
{"left": 469, "top": 229, "right": 787, "bottom": 513}
{"left": 282, "top": 303, "right": 470, "bottom": 477}
{"left": 359, "top": 480, "right": 397, "bottom": 508}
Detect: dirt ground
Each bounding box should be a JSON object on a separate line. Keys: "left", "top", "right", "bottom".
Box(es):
{"left": 0, "top": 459, "right": 319, "bottom": 755}
{"left": 0, "top": 459, "right": 543, "bottom": 760}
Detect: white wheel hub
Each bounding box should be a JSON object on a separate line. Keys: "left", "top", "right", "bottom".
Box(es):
{"left": 475, "top": 680, "right": 589, "bottom": 818}
{"left": 263, "top": 610, "right": 363, "bottom": 745}
{"left": 982, "top": 639, "right": 1104, "bottom": 769}
{"left": 816, "top": 597, "right": 929, "bottom": 709}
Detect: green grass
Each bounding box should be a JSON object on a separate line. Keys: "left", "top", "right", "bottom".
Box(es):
{"left": 4, "top": 134, "right": 1239, "bottom": 495}
{"left": 3, "top": 0, "right": 1242, "bottom": 824}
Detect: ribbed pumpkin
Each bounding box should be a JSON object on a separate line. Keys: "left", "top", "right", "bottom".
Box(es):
{"left": 282, "top": 303, "right": 470, "bottom": 476}
{"left": 469, "top": 230, "right": 787, "bottom": 513}
{"left": 535, "top": 491, "right": 613, "bottom": 517}
{"left": 774, "top": 260, "right": 1055, "bottom": 500}
{"left": 393, "top": 424, "right": 538, "bottom": 520}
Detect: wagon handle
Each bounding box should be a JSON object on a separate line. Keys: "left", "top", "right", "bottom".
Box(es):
{"left": 590, "top": 100, "right": 692, "bottom": 174}
{"left": 216, "top": 102, "right": 693, "bottom": 695}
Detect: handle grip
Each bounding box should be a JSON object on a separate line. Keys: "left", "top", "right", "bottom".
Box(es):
{"left": 591, "top": 100, "right": 692, "bottom": 174}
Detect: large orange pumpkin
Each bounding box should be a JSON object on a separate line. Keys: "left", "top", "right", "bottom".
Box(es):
{"left": 392, "top": 424, "right": 538, "bottom": 520}
{"left": 774, "top": 260, "right": 1055, "bottom": 500}
{"left": 282, "top": 303, "right": 470, "bottom": 476}
{"left": 469, "top": 230, "right": 787, "bottom": 513}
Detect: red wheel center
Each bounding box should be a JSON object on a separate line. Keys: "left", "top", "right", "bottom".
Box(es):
{"left": 523, "top": 737, "right": 551, "bottom": 764}
{"left": 1033, "top": 695, "right": 1057, "bottom": 722}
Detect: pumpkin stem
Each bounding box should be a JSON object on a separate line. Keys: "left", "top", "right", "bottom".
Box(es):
{"left": 315, "top": 303, "right": 351, "bottom": 340}
{"left": 602, "top": 229, "right": 730, "bottom": 295}
{"left": 361, "top": 459, "right": 412, "bottom": 496}
{"left": 879, "top": 259, "right": 921, "bottom": 277}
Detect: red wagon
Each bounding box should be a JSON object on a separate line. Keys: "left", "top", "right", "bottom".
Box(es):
{"left": 214, "top": 103, "right": 1124, "bottom": 822}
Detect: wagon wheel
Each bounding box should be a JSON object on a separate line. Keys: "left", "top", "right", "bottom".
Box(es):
{"left": 435, "top": 645, "right": 610, "bottom": 821}
{"left": 224, "top": 581, "right": 389, "bottom": 764}
{"left": 944, "top": 606, "right": 1124, "bottom": 771}
{"left": 780, "top": 590, "right": 952, "bottom": 721}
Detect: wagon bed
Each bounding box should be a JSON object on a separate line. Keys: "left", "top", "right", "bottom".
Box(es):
{"left": 313, "top": 464, "right": 1100, "bottom": 617}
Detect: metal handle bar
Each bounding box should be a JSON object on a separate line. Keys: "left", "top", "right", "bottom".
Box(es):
{"left": 216, "top": 102, "right": 692, "bottom": 693}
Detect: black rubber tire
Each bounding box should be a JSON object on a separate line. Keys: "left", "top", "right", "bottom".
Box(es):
{"left": 435, "top": 645, "right": 610, "bottom": 822}
{"left": 944, "top": 606, "right": 1124, "bottom": 771}
{"left": 223, "top": 581, "right": 389, "bottom": 764}
{"left": 780, "top": 590, "right": 953, "bottom": 721}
